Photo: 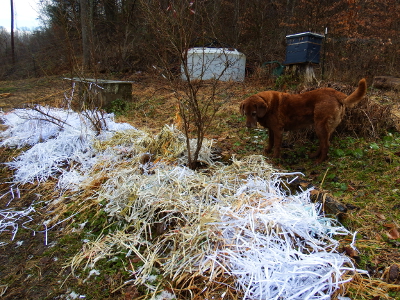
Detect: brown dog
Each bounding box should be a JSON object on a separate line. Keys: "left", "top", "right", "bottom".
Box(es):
{"left": 240, "top": 78, "right": 367, "bottom": 163}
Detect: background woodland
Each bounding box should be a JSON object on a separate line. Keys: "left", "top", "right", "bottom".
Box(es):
{"left": 0, "top": 0, "right": 399, "bottom": 82}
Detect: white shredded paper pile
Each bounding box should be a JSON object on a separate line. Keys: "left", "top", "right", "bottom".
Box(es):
{"left": 0, "top": 106, "right": 359, "bottom": 299}
{"left": 0, "top": 106, "right": 133, "bottom": 185}
{"left": 208, "top": 177, "right": 353, "bottom": 299}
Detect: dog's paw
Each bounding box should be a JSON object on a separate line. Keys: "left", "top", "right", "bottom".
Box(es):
{"left": 314, "top": 156, "right": 328, "bottom": 164}
{"left": 264, "top": 147, "right": 272, "bottom": 155}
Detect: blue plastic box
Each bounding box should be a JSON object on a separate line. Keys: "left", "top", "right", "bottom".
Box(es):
{"left": 283, "top": 32, "right": 324, "bottom": 65}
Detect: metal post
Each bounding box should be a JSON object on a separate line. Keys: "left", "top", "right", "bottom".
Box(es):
{"left": 10, "top": 0, "right": 15, "bottom": 65}
{"left": 322, "top": 27, "right": 328, "bottom": 80}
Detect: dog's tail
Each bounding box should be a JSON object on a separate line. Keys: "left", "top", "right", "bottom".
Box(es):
{"left": 343, "top": 78, "right": 367, "bottom": 108}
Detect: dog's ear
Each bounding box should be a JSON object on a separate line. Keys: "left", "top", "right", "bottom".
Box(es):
{"left": 240, "top": 102, "right": 244, "bottom": 115}
{"left": 256, "top": 100, "right": 267, "bottom": 118}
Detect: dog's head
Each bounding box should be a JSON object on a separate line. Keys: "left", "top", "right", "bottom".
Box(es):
{"left": 240, "top": 95, "right": 268, "bottom": 128}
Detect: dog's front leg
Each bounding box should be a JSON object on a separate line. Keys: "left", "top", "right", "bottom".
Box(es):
{"left": 264, "top": 128, "right": 274, "bottom": 154}
{"left": 271, "top": 128, "right": 283, "bottom": 158}
{"left": 274, "top": 130, "right": 283, "bottom": 158}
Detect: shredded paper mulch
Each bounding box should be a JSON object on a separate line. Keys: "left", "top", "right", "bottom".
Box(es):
{"left": 0, "top": 106, "right": 367, "bottom": 299}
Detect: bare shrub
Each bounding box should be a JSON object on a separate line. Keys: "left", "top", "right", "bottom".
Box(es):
{"left": 140, "top": 0, "right": 242, "bottom": 169}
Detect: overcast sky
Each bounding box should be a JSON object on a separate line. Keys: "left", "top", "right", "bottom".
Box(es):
{"left": 0, "top": 0, "right": 41, "bottom": 31}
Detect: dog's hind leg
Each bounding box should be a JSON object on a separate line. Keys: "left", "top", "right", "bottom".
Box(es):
{"left": 313, "top": 114, "right": 342, "bottom": 162}
{"left": 311, "top": 119, "right": 333, "bottom": 162}
{"left": 312, "top": 103, "right": 344, "bottom": 162}
{"left": 311, "top": 126, "right": 330, "bottom": 163}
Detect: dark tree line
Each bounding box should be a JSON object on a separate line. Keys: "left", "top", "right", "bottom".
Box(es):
{"left": 0, "top": 0, "right": 399, "bottom": 82}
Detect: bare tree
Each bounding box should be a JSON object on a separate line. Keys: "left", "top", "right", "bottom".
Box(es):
{"left": 140, "top": 0, "right": 241, "bottom": 169}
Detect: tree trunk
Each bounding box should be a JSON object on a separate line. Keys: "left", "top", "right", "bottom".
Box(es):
{"left": 104, "top": 0, "right": 117, "bottom": 30}
{"left": 80, "top": 0, "right": 91, "bottom": 71}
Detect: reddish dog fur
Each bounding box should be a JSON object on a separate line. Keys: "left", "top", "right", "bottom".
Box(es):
{"left": 240, "top": 78, "right": 367, "bottom": 163}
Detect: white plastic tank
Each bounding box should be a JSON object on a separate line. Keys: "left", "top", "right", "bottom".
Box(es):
{"left": 182, "top": 47, "right": 246, "bottom": 82}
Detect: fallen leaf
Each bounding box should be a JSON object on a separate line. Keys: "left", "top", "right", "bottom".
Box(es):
{"left": 388, "top": 264, "right": 399, "bottom": 282}
{"left": 376, "top": 213, "right": 386, "bottom": 220}
{"left": 383, "top": 223, "right": 396, "bottom": 228}
{"left": 217, "top": 136, "right": 229, "bottom": 141}
{"left": 343, "top": 246, "right": 359, "bottom": 258}
{"left": 124, "top": 284, "right": 139, "bottom": 300}
{"left": 387, "top": 227, "right": 400, "bottom": 239}
{"left": 347, "top": 185, "right": 355, "bottom": 191}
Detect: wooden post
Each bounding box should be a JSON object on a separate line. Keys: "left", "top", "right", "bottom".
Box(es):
{"left": 373, "top": 76, "right": 400, "bottom": 90}
{"left": 285, "top": 63, "right": 317, "bottom": 84}
{"left": 303, "top": 64, "right": 317, "bottom": 84}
